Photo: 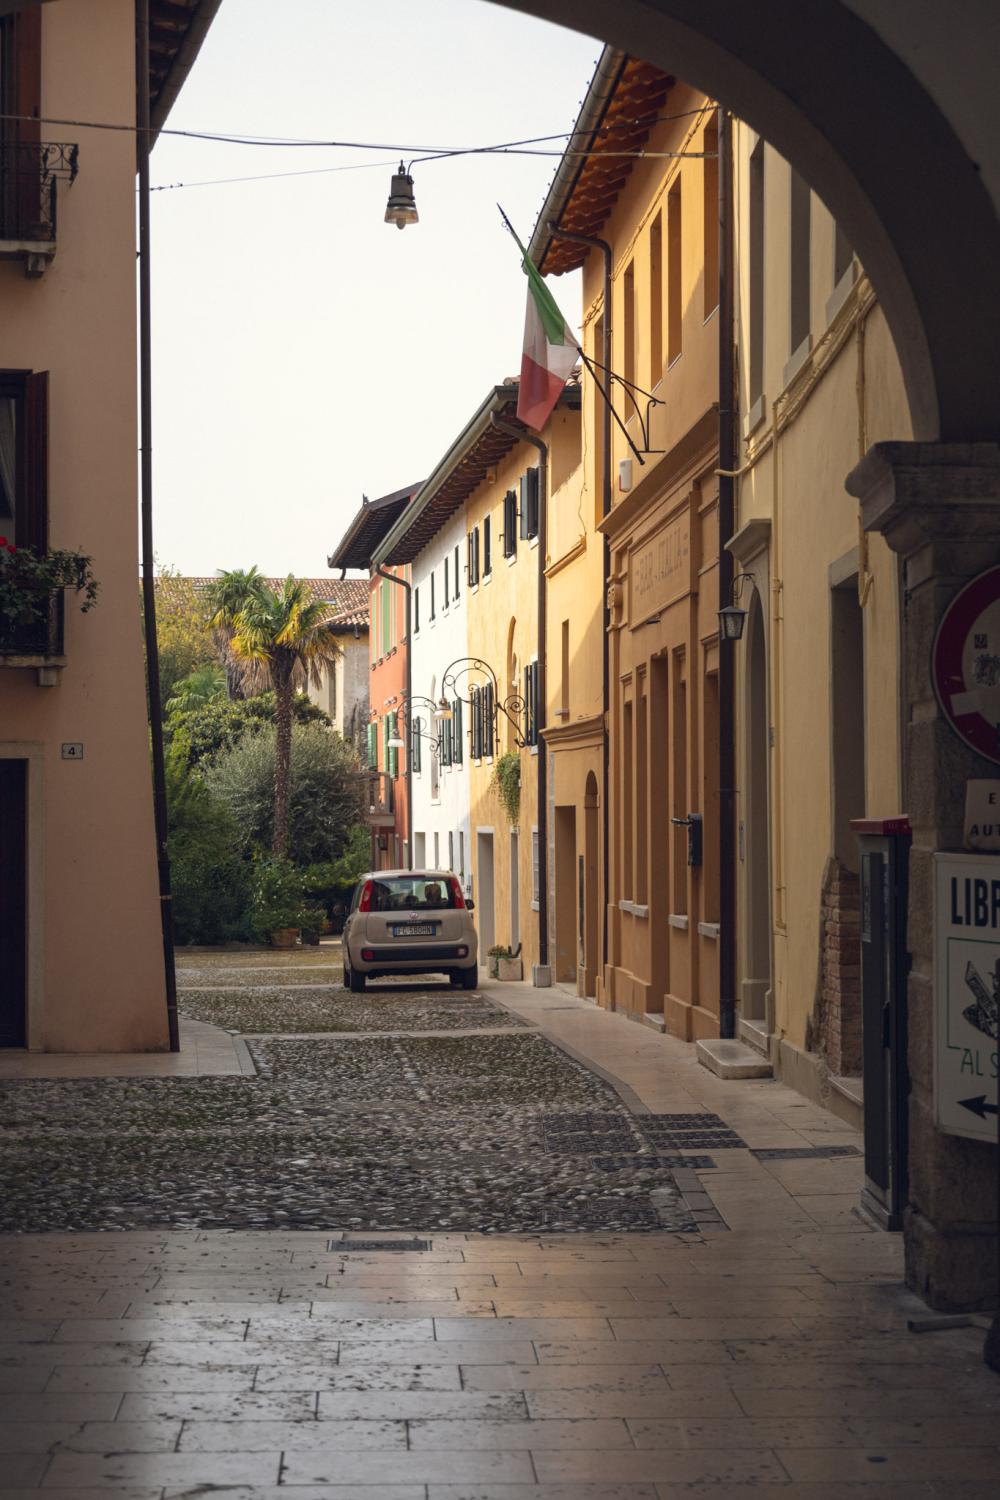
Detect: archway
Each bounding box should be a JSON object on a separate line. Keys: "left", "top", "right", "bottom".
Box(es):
{"left": 498, "top": 0, "right": 1000, "bottom": 445}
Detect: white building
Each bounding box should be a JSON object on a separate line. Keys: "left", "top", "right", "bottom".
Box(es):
{"left": 408, "top": 508, "right": 471, "bottom": 891}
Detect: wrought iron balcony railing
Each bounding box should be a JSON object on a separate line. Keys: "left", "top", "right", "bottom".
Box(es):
{"left": 0, "top": 588, "right": 65, "bottom": 659}
{"left": 0, "top": 141, "right": 79, "bottom": 257}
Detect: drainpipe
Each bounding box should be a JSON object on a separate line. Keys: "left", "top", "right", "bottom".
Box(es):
{"left": 717, "top": 107, "right": 738, "bottom": 1041}
{"left": 136, "top": 0, "right": 179, "bottom": 1052}
{"left": 373, "top": 563, "right": 412, "bottom": 869}
{"left": 546, "top": 226, "right": 613, "bottom": 996}
{"left": 490, "top": 413, "right": 550, "bottom": 982}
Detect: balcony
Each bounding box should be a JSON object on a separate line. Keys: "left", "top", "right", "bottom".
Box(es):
{"left": 368, "top": 771, "right": 395, "bottom": 825}
{"left": 0, "top": 141, "right": 79, "bottom": 277}
{"left": 0, "top": 590, "right": 66, "bottom": 683}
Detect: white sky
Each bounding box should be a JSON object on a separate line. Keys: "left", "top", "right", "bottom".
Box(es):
{"left": 148, "top": 0, "right": 598, "bottom": 577}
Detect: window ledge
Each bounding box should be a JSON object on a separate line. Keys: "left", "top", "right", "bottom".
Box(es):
{"left": 505, "top": 553, "right": 517, "bottom": 567}
{"left": 619, "top": 899, "right": 649, "bottom": 919}
{"left": 743, "top": 393, "right": 768, "bottom": 437}
{"left": 698, "top": 921, "right": 721, "bottom": 940}
{"left": 0, "top": 239, "right": 56, "bottom": 278}
{"left": 782, "top": 333, "right": 813, "bottom": 389}
{"left": 668, "top": 912, "right": 689, "bottom": 930}
{"left": 528, "top": 534, "right": 539, "bottom": 549}
{"left": 483, "top": 571, "right": 493, "bottom": 585}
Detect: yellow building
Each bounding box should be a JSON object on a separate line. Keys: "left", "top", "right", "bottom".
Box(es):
{"left": 0, "top": 1, "right": 218, "bottom": 1051}
{"left": 529, "top": 54, "right": 724, "bottom": 1035}
{"left": 729, "top": 127, "right": 911, "bottom": 1116}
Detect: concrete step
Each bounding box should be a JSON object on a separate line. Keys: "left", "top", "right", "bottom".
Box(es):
{"left": 696, "top": 1037, "right": 774, "bottom": 1079}
{"left": 738, "top": 1015, "right": 772, "bottom": 1058}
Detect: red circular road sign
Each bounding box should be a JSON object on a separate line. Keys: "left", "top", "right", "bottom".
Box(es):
{"left": 933, "top": 565, "right": 1000, "bottom": 765}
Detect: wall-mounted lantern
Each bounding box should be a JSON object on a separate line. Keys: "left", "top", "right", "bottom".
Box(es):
{"left": 718, "top": 572, "right": 756, "bottom": 641}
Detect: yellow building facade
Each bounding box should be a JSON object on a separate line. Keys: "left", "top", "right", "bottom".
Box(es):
{"left": 530, "top": 58, "right": 724, "bottom": 1036}
{"left": 730, "top": 127, "right": 911, "bottom": 1112}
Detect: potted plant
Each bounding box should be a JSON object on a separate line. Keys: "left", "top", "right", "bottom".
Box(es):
{"left": 0, "top": 540, "right": 99, "bottom": 650}
{"left": 249, "top": 859, "right": 323, "bottom": 947}
{"left": 491, "top": 752, "right": 520, "bottom": 824}
{"left": 487, "top": 943, "right": 522, "bottom": 982}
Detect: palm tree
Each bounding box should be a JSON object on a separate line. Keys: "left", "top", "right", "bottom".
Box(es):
{"left": 207, "top": 571, "right": 341, "bottom": 859}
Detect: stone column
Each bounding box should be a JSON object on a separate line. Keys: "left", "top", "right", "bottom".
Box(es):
{"left": 847, "top": 443, "right": 1000, "bottom": 1317}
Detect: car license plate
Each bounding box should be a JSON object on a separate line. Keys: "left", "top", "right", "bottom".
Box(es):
{"left": 392, "top": 923, "right": 434, "bottom": 937}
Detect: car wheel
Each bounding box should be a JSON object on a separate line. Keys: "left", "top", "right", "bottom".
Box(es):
{"left": 448, "top": 971, "right": 463, "bottom": 988}
{"left": 460, "top": 967, "right": 478, "bottom": 991}
{"left": 348, "top": 964, "right": 366, "bottom": 993}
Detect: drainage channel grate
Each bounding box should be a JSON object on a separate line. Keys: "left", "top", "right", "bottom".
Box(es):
{"left": 591, "top": 1154, "right": 716, "bottom": 1172}
{"left": 330, "top": 1238, "right": 432, "bottom": 1252}
{"left": 541, "top": 1113, "right": 641, "bottom": 1154}
{"left": 751, "top": 1145, "right": 861, "bottom": 1160}
{"left": 638, "top": 1114, "right": 747, "bottom": 1150}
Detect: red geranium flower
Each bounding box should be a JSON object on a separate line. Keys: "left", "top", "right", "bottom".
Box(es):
{"left": 6, "top": 544, "right": 16, "bottom": 554}
{"left": 0, "top": 537, "right": 7, "bottom": 547}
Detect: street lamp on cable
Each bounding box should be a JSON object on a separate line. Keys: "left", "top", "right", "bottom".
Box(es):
{"left": 384, "top": 161, "right": 418, "bottom": 229}
{"left": 718, "top": 572, "right": 756, "bottom": 642}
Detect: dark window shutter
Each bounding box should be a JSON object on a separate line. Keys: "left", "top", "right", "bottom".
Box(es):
{"left": 21, "top": 370, "right": 48, "bottom": 551}
{"left": 453, "top": 698, "right": 463, "bottom": 763}
{"left": 414, "top": 587, "right": 420, "bottom": 632}
{"left": 519, "top": 474, "right": 530, "bottom": 539}
{"left": 525, "top": 467, "right": 539, "bottom": 537}
{"left": 443, "top": 561, "right": 449, "bottom": 609}
{"left": 484, "top": 683, "right": 495, "bottom": 755}
{"left": 454, "top": 545, "right": 460, "bottom": 596}
{"left": 412, "top": 716, "right": 422, "bottom": 773}
{"left": 483, "top": 516, "right": 491, "bottom": 573}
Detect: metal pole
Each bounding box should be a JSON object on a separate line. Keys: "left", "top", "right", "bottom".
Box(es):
{"left": 136, "top": 0, "right": 179, "bottom": 1052}
{"left": 491, "top": 414, "right": 549, "bottom": 977}
{"left": 717, "top": 107, "right": 738, "bottom": 1041}
{"left": 373, "top": 563, "right": 412, "bottom": 869}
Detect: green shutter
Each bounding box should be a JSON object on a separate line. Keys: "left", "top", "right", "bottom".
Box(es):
{"left": 453, "top": 698, "right": 463, "bottom": 763}
{"left": 367, "top": 722, "right": 377, "bottom": 768}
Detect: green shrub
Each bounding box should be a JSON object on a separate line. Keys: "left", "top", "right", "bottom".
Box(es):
{"left": 167, "top": 690, "right": 330, "bottom": 768}
{"left": 492, "top": 751, "right": 521, "bottom": 823}
{"left": 205, "top": 724, "right": 367, "bottom": 866}
{"left": 165, "top": 744, "right": 251, "bottom": 944}
{"left": 248, "top": 860, "right": 324, "bottom": 942}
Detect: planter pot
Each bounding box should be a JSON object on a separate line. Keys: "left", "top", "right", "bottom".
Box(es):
{"left": 270, "top": 927, "right": 299, "bottom": 948}
{"left": 497, "top": 957, "right": 523, "bottom": 982}
{"left": 300, "top": 928, "right": 321, "bottom": 947}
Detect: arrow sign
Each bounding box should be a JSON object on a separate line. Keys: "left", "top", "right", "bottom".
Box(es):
{"left": 958, "top": 1095, "right": 999, "bottom": 1120}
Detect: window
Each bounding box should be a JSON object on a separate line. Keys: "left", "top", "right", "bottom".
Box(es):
{"left": 413, "top": 586, "right": 420, "bottom": 633}
{"left": 459, "top": 830, "right": 465, "bottom": 879}
{"left": 448, "top": 831, "right": 454, "bottom": 871}
{"left": 439, "top": 710, "right": 451, "bottom": 767}
{"left": 467, "top": 527, "right": 480, "bottom": 586}
{"left": 789, "top": 168, "right": 811, "bottom": 356}
{"left": 432, "top": 833, "right": 440, "bottom": 870}
{"left": 667, "top": 178, "right": 683, "bottom": 364}
{"left": 0, "top": 371, "right": 48, "bottom": 551}
{"left": 501, "top": 490, "right": 518, "bottom": 558}
{"left": 703, "top": 114, "right": 720, "bottom": 318}
{"left": 430, "top": 572, "right": 436, "bottom": 620}
{"left": 749, "top": 140, "right": 765, "bottom": 409}
{"left": 483, "top": 682, "right": 495, "bottom": 757}
{"left": 471, "top": 686, "right": 483, "bottom": 759}
{"left": 454, "top": 545, "right": 460, "bottom": 599}
{"left": 483, "top": 514, "right": 492, "bottom": 574}
{"left": 0, "top": 9, "right": 41, "bottom": 242}
{"left": 519, "top": 468, "right": 540, "bottom": 541}
{"left": 524, "top": 660, "right": 540, "bottom": 747}
{"left": 560, "top": 619, "right": 570, "bottom": 716}
{"left": 623, "top": 259, "right": 636, "bottom": 393}
{"left": 531, "top": 828, "right": 540, "bottom": 905}
{"left": 834, "top": 221, "right": 853, "bottom": 286}
{"left": 443, "top": 558, "right": 449, "bottom": 609}
{"left": 649, "top": 213, "right": 663, "bottom": 384}
{"left": 411, "top": 715, "right": 422, "bottom": 774}
{"left": 451, "top": 698, "right": 463, "bottom": 764}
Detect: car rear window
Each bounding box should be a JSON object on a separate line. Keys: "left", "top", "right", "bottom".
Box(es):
{"left": 368, "top": 876, "right": 457, "bottom": 911}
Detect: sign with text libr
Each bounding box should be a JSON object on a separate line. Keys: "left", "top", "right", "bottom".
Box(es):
{"left": 933, "top": 853, "right": 1000, "bottom": 1142}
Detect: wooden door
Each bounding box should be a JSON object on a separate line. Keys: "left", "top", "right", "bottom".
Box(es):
{"left": 0, "top": 758, "right": 27, "bottom": 1047}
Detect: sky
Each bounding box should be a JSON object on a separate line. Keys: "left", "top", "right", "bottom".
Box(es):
{"left": 148, "top": 0, "right": 599, "bottom": 578}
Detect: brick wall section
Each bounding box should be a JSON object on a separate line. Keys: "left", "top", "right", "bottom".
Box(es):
{"left": 819, "top": 859, "right": 862, "bottom": 1076}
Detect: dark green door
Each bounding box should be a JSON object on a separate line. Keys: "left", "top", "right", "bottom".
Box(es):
{"left": 0, "top": 759, "right": 27, "bottom": 1047}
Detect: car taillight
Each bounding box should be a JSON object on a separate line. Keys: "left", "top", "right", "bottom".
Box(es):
{"left": 448, "top": 877, "right": 466, "bottom": 908}
{"left": 358, "top": 880, "right": 373, "bottom": 912}
{"left": 362, "top": 949, "right": 375, "bottom": 961}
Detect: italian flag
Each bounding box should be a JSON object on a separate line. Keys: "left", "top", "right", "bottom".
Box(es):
{"left": 516, "top": 241, "right": 579, "bottom": 431}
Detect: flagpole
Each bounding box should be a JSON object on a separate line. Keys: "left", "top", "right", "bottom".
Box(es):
{"left": 498, "top": 204, "right": 645, "bottom": 467}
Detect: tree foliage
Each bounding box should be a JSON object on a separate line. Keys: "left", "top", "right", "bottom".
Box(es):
{"left": 165, "top": 743, "right": 251, "bottom": 945}
{"left": 166, "top": 689, "right": 330, "bottom": 768}
{"left": 205, "top": 724, "right": 367, "bottom": 867}
{"left": 206, "top": 570, "right": 343, "bottom": 858}
{"left": 148, "top": 568, "right": 217, "bottom": 706}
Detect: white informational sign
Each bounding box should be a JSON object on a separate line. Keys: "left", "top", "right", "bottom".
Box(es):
{"left": 964, "top": 780, "right": 1000, "bottom": 851}
{"left": 934, "top": 853, "right": 1000, "bottom": 1142}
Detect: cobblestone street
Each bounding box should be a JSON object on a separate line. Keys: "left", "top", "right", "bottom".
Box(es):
{"left": 0, "top": 948, "right": 997, "bottom": 1495}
